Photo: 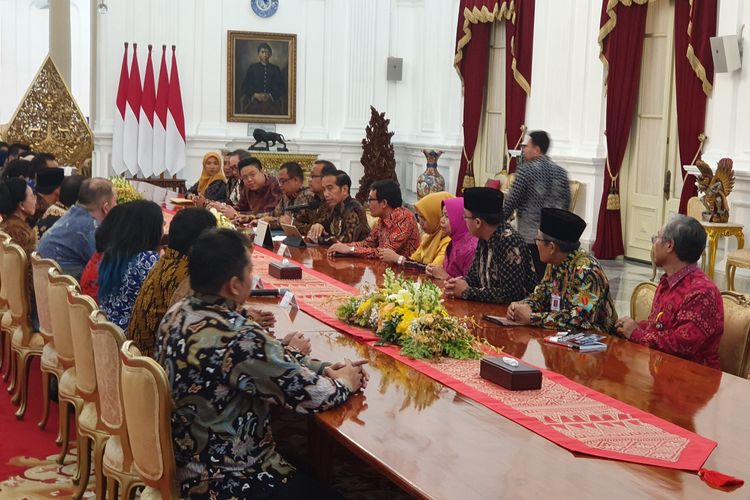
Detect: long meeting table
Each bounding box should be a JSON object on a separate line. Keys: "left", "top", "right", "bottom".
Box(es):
{"left": 254, "top": 245, "right": 749, "bottom": 499}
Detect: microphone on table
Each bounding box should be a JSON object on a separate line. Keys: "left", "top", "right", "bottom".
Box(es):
{"left": 284, "top": 198, "right": 321, "bottom": 212}
{"left": 248, "top": 287, "right": 288, "bottom": 297}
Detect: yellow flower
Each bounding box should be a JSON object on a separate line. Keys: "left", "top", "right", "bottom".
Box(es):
{"left": 356, "top": 298, "right": 372, "bottom": 316}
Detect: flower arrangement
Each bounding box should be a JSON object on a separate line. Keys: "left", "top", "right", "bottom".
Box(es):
{"left": 336, "top": 269, "right": 483, "bottom": 360}
{"left": 208, "top": 207, "right": 236, "bottom": 229}
{"left": 110, "top": 176, "right": 144, "bottom": 204}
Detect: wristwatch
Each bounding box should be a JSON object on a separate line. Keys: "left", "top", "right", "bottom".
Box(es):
{"left": 349, "top": 246, "right": 355, "bottom": 254}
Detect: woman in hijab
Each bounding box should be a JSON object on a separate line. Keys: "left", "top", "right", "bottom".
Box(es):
{"left": 187, "top": 152, "right": 227, "bottom": 203}
{"left": 426, "top": 196, "right": 478, "bottom": 280}
{"left": 379, "top": 191, "right": 453, "bottom": 268}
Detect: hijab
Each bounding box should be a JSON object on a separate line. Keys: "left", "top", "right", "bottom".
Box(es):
{"left": 411, "top": 191, "right": 453, "bottom": 265}
{"left": 442, "top": 196, "right": 478, "bottom": 278}
{"left": 197, "top": 152, "right": 227, "bottom": 196}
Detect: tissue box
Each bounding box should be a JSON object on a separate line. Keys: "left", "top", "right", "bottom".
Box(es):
{"left": 268, "top": 261, "right": 302, "bottom": 280}
{"left": 479, "top": 357, "right": 542, "bottom": 391}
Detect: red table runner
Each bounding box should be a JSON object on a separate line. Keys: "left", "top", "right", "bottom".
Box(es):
{"left": 251, "top": 247, "right": 717, "bottom": 471}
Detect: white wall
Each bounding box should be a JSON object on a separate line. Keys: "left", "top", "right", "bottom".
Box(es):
{"left": 0, "top": 0, "right": 90, "bottom": 124}
{"left": 90, "top": 0, "right": 464, "bottom": 202}
{"left": 525, "top": 0, "right": 607, "bottom": 246}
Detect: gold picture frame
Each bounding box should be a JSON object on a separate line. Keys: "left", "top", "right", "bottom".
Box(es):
{"left": 227, "top": 31, "right": 297, "bottom": 124}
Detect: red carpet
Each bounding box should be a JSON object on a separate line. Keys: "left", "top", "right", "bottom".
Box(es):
{"left": 0, "top": 356, "right": 66, "bottom": 478}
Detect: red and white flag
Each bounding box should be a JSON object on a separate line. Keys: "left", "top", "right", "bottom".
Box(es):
{"left": 111, "top": 43, "right": 129, "bottom": 174}
{"left": 123, "top": 43, "right": 142, "bottom": 176}
{"left": 165, "top": 45, "right": 186, "bottom": 175}
{"left": 152, "top": 45, "right": 169, "bottom": 176}
{"left": 137, "top": 45, "right": 156, "bottom": 177}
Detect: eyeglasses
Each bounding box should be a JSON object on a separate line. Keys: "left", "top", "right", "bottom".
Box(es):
{"left": 310, "top": 174, "right": 322, "bottom": 179}
{"left": 368, "top": 198, "right": 379, "bottom": 203}
{"left": 462, "top": 215, "right": 478, "bottom": 220}
{"left": 534, "top": 238, "right": 549, "bottom": 245}
{"left": 651, "top": 234, "right": 661, "bottom": 244}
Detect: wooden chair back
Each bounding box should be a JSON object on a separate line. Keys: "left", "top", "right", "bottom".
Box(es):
{"left": 90, "top": 312, "right": 135, "bottom": 468}
{"left": 3, "top": 240, "right": 31, "bottom": 340}
{"left": 120, "top": 341, "right": 178, "bottom": 498}
{"left": 719, "top": 291, "right": 750, "bottom": 377}
{"left": 31, "top": 252, "right": 61, "bottom": 339}
{"left": 66, "top": 288, "right": 99, "bottom": 398}
{"left": 629, "top": 281, "right": 657, "bottom": 322}
{"left": 47, "top": 269, "right": 79, "bottom": 366}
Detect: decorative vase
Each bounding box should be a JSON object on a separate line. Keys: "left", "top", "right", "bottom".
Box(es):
{"left": 417, "top": 150, "right": 446, "bottom": 199}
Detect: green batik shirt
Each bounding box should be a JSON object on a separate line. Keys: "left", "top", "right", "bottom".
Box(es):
{"left": 155, "top": 293, "right": 352, "bottom": 499}
{"left": 522, "top": 249, "right": 618, "bottom": 333}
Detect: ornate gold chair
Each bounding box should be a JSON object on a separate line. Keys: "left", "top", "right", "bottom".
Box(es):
{"left": 725, "top": 250, "right": 750, "bottom": 291}
{"left": 30, "top": 252, "right": 62, "bottom": 430}
{"left": 90, "top": 313, "right": 144, "bottom": 498}
{"left": 47, "top": 269, "right": 80, "bottom": 455}
{"left": 719, "top": 292, "right": 750, "bottom": 378}
{"left": 0, "top": 232, "right": 12, "bottom": 378}
{"left": 4, "top": 240, "right": 45, "bottom": 419}
{"left": 630, "top": 281, "right": 657, "bottom": 322}
{"left": 120, "top": 341, "right": 179, "bottom": 499}
{"left": 67, "top": 288, "right": 109, "bottom": 499}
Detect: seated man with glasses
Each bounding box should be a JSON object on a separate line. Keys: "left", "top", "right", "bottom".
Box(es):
{"left": 615, "top": 215, "right": 722, "bottom": 368}
{"left": 218, "top": 157, "right": 282, "bottom": 221}
{"left": 260, "top": 161, "right": 317, "bottom": 230}
{"left": 327, "top": 179, "right": 420, "bottom": 259}
{"left": 507, "top": 207, "right": 617, "bottom": 333}
{"left": 307, "top": 170, "right": 370, "bottom": 244}
{"left": 294, "top": 159, "right": 337, "bottom": 234}
{"left": 444, "top": 187, "right": 537, "bottom": 303}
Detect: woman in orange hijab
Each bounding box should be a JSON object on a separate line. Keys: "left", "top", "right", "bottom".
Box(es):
{"left": 187, "top": 152, "right": 227, "bottom": 202}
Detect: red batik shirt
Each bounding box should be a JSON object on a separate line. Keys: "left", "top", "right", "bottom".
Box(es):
{"left": 630, "top": 264, "right": 723, "bottom": 369}
{"left": 351, "top": 206, "right": 420, "bottom": 259}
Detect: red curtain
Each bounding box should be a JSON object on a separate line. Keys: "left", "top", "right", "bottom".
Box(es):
{"left": 505, "top": 0, "right": 535, "bottom": 174}
{"left": 675, "top": 0, "right": 716, "bottom": 214}
{"left": 453, "top": 0, "right": 535, "bottom": 193}
{"left": 455, "top": 20, "right": 492, "bottom": 194}
{"left": 591, "top": 1, "right": 649, "bottom": 259}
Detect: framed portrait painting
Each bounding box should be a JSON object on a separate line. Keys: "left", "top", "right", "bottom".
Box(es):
{"left": 227, "top": 31, "right": 297, "bottom": 123}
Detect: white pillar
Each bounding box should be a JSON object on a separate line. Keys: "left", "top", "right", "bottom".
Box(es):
{"left": 49, "top": 0, "right": 72, "bottom": 85}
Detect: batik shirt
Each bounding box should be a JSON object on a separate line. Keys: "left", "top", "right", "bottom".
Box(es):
{"left": 630, "top": 264, "right": 722, "bottom": 368}
{"left": 322, "top": 196, "right": 370, "bottom": 243}
{"left": 155, "top": 293, "right": 352, "bottom": 498}
{"left": 265, "top": 186, "right": 317, "bottom": 229}
{"left": 503, "top": 155, "right": 570, "bottom": 243}
{"left": 523, "top": 249, "right": 617, "bottom": 333}
{"left": 128, "top": 248, "right": 188, "bottom": 356}
{"left": 238, "top": 175, "right": 283, "bottom": 215}
{"left": 99, "top": 251, "right": 160, "bottom": 333}
{"left": 34, "top": 202, "right": 67, "bottom": 240}
{"left": 463, "top": 223, "right": 537, "bottom": 303}
{"left": 351, "top": 206, "right": 420, "bottom": 259}
{"left": 294, "top": 191, "right": 331, "bottom": 235}
{"left": 227, "top": 177, "right": 242, "bottom": 207}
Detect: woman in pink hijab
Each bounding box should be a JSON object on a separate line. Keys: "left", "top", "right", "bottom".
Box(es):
{"left": 426, "top": 197, "right": 478, "bottom": 280}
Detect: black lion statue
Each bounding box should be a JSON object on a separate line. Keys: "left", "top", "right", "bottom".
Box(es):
{"left": 250, "top": 129, "right": 288, "bottom": 151}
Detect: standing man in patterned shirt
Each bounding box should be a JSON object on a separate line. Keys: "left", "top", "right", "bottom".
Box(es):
{"left": 445, "top": 187, "right": 537, "bottom": 303}
{"left": 155, "top": 229, "right": 368, "bottom": 498}
{"left": 327, "top": 179, "right": 420, "bottom": 259}
{"left": 504, "top": 130, "right": 570, "bottom": 280}
{"left": 615, "top": 215, "right": 722, "bottom": 368}
{"left": 507, "top": 208, "right": 617, "bottom": 333}
{"left": 308, "top": 170, "right": 370, "bottom": 244}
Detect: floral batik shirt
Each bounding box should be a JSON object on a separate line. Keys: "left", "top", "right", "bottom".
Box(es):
{"left": 523, "top": 248, "right": 617, "bottom": 333}
{"left": 630, "top": 264, "right": 722, "bottom": 368}
{"left": 154, "top": 293, "right": 352, "bottom": 499}
{"left": 99, "top": 251, "right": 160, "bottom": 333}
{"left": 351, "top": 206, "right": 420, "bottom": 259}
{"left": 463, "top": 223, "right": 537, "bottom": 303}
